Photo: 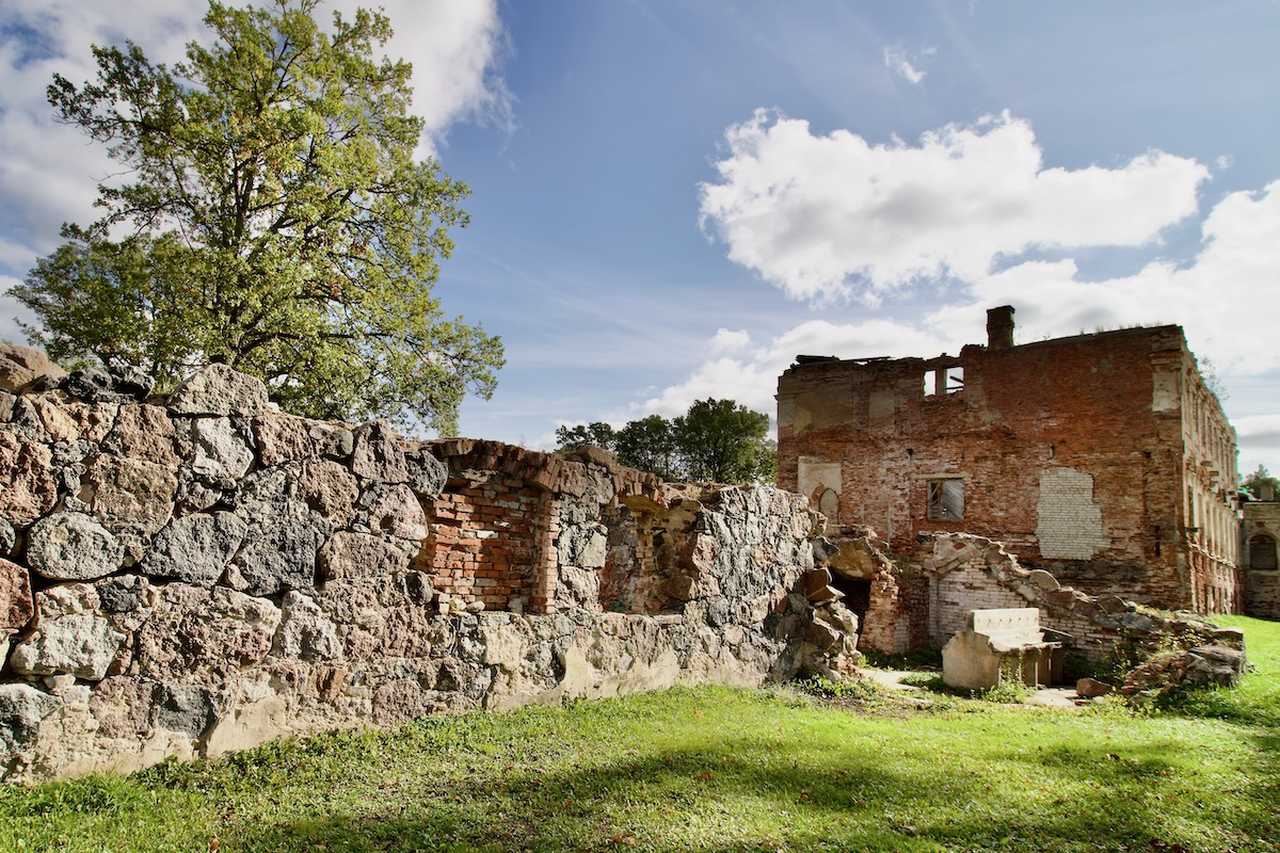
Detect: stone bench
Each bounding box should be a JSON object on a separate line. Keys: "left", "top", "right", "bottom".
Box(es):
{"left": 942, "top": 608, "right": 1066, "bottom": 690}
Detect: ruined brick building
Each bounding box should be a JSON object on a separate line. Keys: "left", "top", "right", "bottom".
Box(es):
{"left": 1242, "top": 486, "right": 1280, "bottom": 618}
{"left": 777, "top": 306, "right": 1243, "bottom": 619}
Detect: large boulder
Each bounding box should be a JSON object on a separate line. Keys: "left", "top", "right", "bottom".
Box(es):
{"left": 319, "top": 531, "right": 413, "bottom": 580}
{"left": 143, "top": 512, "right": 247, "bottom": 585}
{"left": 26, "top": 512, "right": 124, "bottom": 581}
{"left": 0, "top": 343, "right": 66, "bottom": 393}
{"left": 351, "top": 421, "right": 408, "bottom": 483}
{"left": 9, "top": 612, "right": 126, "bottom": 681}
{"left": 76, "top": 453, "right": 178, "bottom": 535}
{"left": 0, "top": 557, "right": 35, "bottom": 632}
{"left": 168, "top": 364, "right": 270, "bottom": 416}
{"left": 0, "top": 431, "right": 58, "bottom": 525}
{"left": 0, "top": 684, "right": 62, "bottom": 754}
{"left": 103, "top": 404, "right": 183, "bottom": 467}
{"left": 190, "top": 417, "right": 254, "bottom": 482}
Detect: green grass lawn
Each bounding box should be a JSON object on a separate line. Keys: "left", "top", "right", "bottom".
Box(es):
{"left": 3, "top": 616, "right": 1277, "bottom": 852}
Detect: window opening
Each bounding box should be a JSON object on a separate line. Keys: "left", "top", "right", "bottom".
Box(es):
{"left": 927, "top": 478, "right": 964, "bottom": 520}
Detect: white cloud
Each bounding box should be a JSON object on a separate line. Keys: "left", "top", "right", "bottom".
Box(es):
{"left": 1216, "top": 154, "right": 1234, "bottom": 171}
{"left": 708, "top": 328, "right": 751, "bottom": 355}
{"left": 640, "top": 318, "right": 947, "bottom": 418}
{"left": 653, "top": 178, "right": 1280, "bottom": 429}
{"left": 698, "top": 110, "right": 1209, "bottom": 303}
{"left": 883, "top": 46, "right": 926, "bottom": 84}
{"left": 945, "top": 180, "right": 1280, "bottom": 375}
{"left": 0, "top": 0, "right": 508, "bottom": 282}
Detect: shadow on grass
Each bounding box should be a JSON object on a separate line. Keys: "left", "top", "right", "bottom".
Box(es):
{"left": 219, "top": 734, "right": 1277, "bottom": 852}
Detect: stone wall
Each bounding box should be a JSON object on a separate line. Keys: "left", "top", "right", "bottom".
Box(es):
{"left": 777, "top": 318, "right": 1242, "bottom": 615}
{"left": 0, "top": 356, "right": 855, "bottom": 782}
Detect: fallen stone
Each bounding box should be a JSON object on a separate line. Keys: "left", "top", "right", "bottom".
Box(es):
{"left": 351, "top": 421, "right": 408, "bottom": 483}
{"left": 168, "top": 364, "right": 270, "bottom": 416}
{"left": 0, "top": 683, "right": 62, "bottom": 753}
{"left": 1075, "top": 677, "right": 1114, "bottom": 698}
{"left": 144, "top": 512, "right": 247, "bottom": 586}
{"left": 0, "top": 343, "right": 66, "bottom": 393}
{"left": 9, "top": 612, "right": 126, "bottom": 680}
{"left": 26, "top": 512, "right": 124, "bottom": 581}
{"left": 1184, "top": 645, "right": 1246, "bottom": 688}
{"left": 0, "top": 557, "right": 35, "bottom": 631}
{"left": 190, "top": 417, "right": 254, "bottom": 482}
{"left": 0, "top": 430, "right": 58, "bottom": 525}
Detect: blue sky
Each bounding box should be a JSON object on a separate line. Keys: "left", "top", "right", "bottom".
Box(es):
{"left": 2, "top": 1, "right": 1278, "bottom": 472}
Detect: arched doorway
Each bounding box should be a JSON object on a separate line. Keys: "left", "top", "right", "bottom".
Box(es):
{"left": 1249, "top": 533, "right": 1277, "bottom": 570}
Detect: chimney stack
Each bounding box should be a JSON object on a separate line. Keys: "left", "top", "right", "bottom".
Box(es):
{"left": 986, "top": 305, "right": 1015, "bottom": 350}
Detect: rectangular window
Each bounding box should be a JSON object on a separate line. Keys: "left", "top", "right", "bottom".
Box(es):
{"left": 945, "top": 366, "right": 965, "bottom": 393}
{"left": 927, "top": 478, "right": 965, "bottom": 520}
{"left": 922, "top": 372, "right": 937, "bottom": 396}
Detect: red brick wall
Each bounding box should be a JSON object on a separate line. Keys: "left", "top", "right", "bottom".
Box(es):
{"left": 778, "top": 325, "right": 1240, "bottom": 613}
{"left": 416, "top": 471, "right": 553, "bottom": 614}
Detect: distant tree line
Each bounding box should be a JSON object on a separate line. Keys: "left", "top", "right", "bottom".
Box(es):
{"left": 555, "top": 398, "right": 775, "bottom": 485}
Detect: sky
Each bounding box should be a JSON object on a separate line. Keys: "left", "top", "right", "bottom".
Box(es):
{"left": 1, "top": 1, "right": 1278, "bottom": 475}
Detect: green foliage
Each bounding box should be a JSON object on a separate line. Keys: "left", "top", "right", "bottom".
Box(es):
{"left": 978, "top": 680, "right": 1034, "bottom": 704}
{"left": 673, "top": 398, "right": 772, "bottom": 483}
{"left": 10, "top": 0, "right": 502, "bottom": 431}
{"left": 554, "top": 398, "right": 776, "bottom": 485}
{"left": 794, "top": 675, "right": 882, "bottom": 703}
{"left": 1242, "top": 464, "right": 1280, "bottom": 499}
{"left": 553, "top": 421, "right": 617, "bottom": 452}
{"left": 614, "top": 414, "right": 680, "bottom": 480}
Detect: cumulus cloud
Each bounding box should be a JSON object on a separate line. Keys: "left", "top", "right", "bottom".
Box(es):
{"left": 708, "top": 328, "right": 751, "bottom": 355}
{"left": 640, "top": 319, "right": 946, "bottom": 418}
{"left": 698, "top": 110, "right": 1209, "bottom": 303}
{"left": 1216, "top": 154, "right": 1234, "bottom": 171}
{"left": 883, "top": 46, "right": 926, "bottom": 84}
{"left": 0, "top": 0, "right": 509, "bottom": 283}
{"left": 653, "top": 178, "right": 1280, "bottom": 423}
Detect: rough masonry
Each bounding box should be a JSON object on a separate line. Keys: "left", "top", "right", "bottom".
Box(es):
{"left": 777, "top": 305, "right": 1244, "bottom": 615}
{"left": 0, "top": 351, "right": 857, "bottom": 782}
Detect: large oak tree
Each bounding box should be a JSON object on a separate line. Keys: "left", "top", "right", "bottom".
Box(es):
{"left": 11, "top": 0, "right": 502, "bottom": 432}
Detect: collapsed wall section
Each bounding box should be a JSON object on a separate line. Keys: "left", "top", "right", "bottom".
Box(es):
{"left": 0, "top": 357, "right": 855, "bottom": 782}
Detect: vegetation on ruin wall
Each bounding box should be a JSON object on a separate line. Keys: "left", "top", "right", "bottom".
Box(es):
{"left": 3, "top": 617, "right": 1275, "bottom": 852}
{"left": 9, "top": 0, "right": 502, "bottom": 432}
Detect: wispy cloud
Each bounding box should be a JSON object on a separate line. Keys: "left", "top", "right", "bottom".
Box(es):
{"left": 883, "top": 45, "right": 927, "bottom": 84}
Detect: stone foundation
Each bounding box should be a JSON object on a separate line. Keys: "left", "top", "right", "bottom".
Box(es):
{"left": 0, "top": 363, "right": 855, "bottom": 782}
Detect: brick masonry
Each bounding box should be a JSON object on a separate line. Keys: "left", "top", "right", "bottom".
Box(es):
{"left": 778, "top": 313, "right": 1243, "bottom": 616}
